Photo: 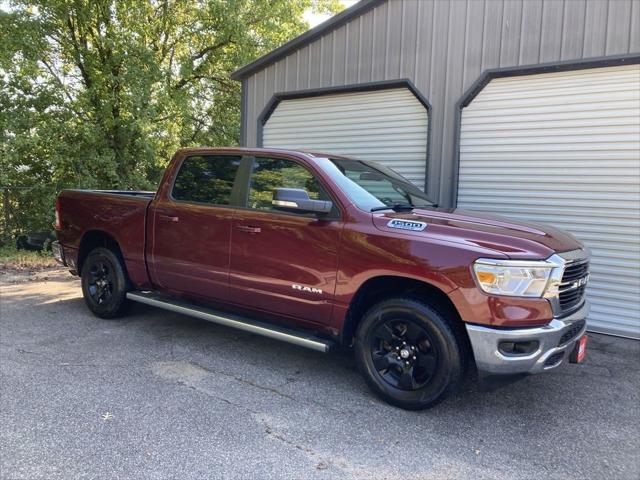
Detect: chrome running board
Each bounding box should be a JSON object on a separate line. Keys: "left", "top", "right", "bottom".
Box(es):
{"left": 126, "top": 291, "right": 334, "bottom": 353}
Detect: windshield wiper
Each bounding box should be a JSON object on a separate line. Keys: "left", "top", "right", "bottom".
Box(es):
{"left": 370, "top": 203, "right": 415, "bottom": 212}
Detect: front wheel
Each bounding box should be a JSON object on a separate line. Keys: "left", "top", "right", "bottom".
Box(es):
{"left": 354, "top": 297, "right": 464, "bottom": 410}
{"left": 81, "top": 247, "right": 130, "bottom": 319}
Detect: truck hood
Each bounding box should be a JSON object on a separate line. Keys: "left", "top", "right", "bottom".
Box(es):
{"left": 372, "top": 207, "right": 583, "bottom": 259}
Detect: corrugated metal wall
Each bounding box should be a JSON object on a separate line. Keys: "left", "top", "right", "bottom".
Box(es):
{"left": 242, "top": 0, "right": 640, "bottom": 207}
{"left": 457, "top": 64, "right": 640, "bottom": 338}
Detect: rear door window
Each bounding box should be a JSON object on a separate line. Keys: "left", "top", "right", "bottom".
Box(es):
{"left": 172, "top": 155, "right": 241, "bottom": 205}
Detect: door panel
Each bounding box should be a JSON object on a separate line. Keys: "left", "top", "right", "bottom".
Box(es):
{"left": 229, "top": 209, "right": 342, "bottom": 326}
{"left": 148, "top": 200, "right": 234, "bottom": 300}
{"left": 147, "top": 154, "right": 243, "bottom": 301}
{"left": 228, "top": 155, "right": 343, "bottom": 327}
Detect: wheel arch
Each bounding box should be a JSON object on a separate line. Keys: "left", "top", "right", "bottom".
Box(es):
{"left": 340, "top": 275, "right": 469, "bottom": 351}
{"left": 77, "top": 230, "right": 125, "bottom": 276}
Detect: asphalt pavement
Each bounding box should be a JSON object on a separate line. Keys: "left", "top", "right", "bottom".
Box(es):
{"left": 1, "top": 268, "right": 639, "bottom": 480}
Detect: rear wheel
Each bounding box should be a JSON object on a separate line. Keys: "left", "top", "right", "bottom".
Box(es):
{"left": 81, "top": 247, "right": 130, "bottom": 319}
{"left": 354, "top": 297, "right": 463, "bottom": 410}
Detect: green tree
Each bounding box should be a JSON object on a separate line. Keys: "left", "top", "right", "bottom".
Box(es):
{"left": 0, "top": 0, "right": 342, "bottom": 237}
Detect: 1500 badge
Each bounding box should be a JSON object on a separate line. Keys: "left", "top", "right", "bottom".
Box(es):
{"left": 387, "top": 219, "right": 428, "bottom": 232}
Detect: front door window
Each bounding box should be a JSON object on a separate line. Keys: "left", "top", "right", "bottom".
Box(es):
{"left": 247, "top": 157, "right": 330, "bottom": 212}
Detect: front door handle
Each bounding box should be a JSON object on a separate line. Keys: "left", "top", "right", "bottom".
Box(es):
{"left": 236, "top": 225, "right": 261, "bottom": 234}
{"left": 159, "top": 214, "right": 179, "bottom": 223}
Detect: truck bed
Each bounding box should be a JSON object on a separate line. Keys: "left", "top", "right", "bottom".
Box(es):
{"left": 56, "top": 189, "right": 155, "bottom": 288}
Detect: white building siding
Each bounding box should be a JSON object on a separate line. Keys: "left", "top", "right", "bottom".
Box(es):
{"left": 262, "top": 88, "right": 428, "bottom": 189}
{"left": 458, "top": 64, "right": 640, "bottom": 338}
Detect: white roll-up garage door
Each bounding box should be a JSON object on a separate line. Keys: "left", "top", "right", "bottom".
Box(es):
{"left": 262, "top": 88, "right": 429, "bottom": 190}
{"left": 458, "top": 64, "right": 640, "bottom": 339}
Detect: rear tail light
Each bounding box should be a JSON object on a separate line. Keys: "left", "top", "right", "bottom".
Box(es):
{"left": 54, "top": 197, "right": 62, "bottom": 230}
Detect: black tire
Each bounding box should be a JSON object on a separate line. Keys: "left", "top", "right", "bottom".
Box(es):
{"left": 15, "top": 235, "right": 27, "bottom": 250}
{"left": 354, "top": 297, "right": 464, "bottom": 410}
{"left": 80, "top": 247, "right": 130, "bottom": 319}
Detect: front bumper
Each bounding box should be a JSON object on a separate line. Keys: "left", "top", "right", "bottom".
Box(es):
{"left": 466, "top": 301, "right": 589, "bottom": 375}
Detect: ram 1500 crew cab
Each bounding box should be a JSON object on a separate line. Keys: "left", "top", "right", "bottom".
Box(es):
{"left": 53, "top": 148, "right": 590, "bottom": 409}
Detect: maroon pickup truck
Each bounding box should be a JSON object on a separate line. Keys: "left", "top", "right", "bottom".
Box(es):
{"left": 53, "top": 147, "right": 590, "bottom": 409}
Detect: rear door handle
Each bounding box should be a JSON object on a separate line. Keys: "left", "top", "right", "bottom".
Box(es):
{"left": 236, "top": 225, "right": 261, "bottom": 234}
{"left": 159, "top": 214, "right": 179, "bottom": 223}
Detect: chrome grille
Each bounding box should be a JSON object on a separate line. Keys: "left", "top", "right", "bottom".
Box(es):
{"left": 559, "top": 259, "right": 589, "bottom": 313}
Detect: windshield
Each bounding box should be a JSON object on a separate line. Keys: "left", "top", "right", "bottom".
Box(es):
{"left": 316, "top": 157, "right": 433, "bottom": 211}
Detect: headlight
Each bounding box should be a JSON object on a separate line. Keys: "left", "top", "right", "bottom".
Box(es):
{"left": 472, "top": 258, "right": 557, "bottom": 298}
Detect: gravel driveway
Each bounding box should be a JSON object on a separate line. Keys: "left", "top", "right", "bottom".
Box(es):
{"left": 1, "top": 268, "right": 639, "bottom": 480}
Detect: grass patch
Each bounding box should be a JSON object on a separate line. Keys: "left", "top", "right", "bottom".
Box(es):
{"left": 0, "top": 244, "right": 58, "bottom": 270}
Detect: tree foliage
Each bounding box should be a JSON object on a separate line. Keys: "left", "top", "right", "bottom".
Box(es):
{"left": 0, "top": 0, "right": 342, "bottom": 236}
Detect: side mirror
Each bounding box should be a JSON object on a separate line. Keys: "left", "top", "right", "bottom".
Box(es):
{"left": 359, "top": 171, "right": 385, "bottom": 181}
{"left": 272, "top": 188, "right": 333, "bottom": 215}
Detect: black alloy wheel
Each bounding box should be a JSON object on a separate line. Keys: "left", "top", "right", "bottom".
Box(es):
{"left": 370, "top": 318, "right": 439, "bottom": 391}
{"left": 81, "top": 247, "right": 130, "bottom": 319}
{"left": 86, "top": 259, "right": 114, "bottom": 306}
{"left": 354, "top": 297, "right": 464, "bottom": 410}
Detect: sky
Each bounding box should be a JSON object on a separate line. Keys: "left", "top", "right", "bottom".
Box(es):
{"left": 303, "top": 0, "right": 359, "bottom": 28}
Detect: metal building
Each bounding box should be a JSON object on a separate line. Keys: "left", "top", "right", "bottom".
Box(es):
{"left": 231, "top": 0, "right": 640, "bottom": 338}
